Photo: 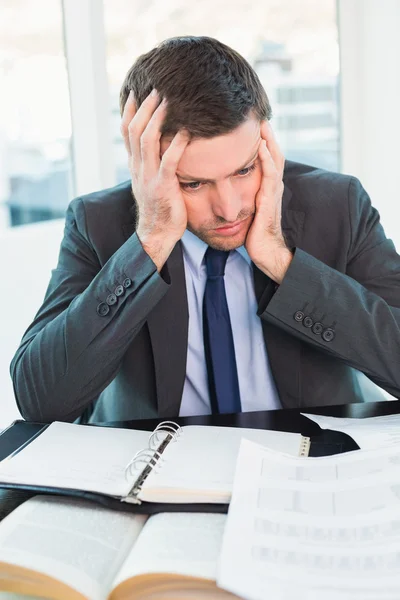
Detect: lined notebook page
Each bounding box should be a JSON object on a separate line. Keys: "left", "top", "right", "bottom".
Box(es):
{"left": 141, "top": 426, "right": 303, "bottom": 503}
{"left": 0, "top": 422, "right": 150, "bottom": 497}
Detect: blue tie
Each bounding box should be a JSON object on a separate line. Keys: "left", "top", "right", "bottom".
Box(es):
{"left": 203, "top": 247, "right": 242, "bottom": 414}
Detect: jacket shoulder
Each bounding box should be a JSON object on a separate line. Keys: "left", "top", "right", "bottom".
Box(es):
{"left": 284, "top": 160, "right": 356, "bottom": 214}
{"left": 70, "top": 180, "right": 133, "bottom": 222}
{"left": 66, "top": 180, "right": 134, "bottom": 262}
{"left": 284, "top": 159, "right": 354, "bottom": 192}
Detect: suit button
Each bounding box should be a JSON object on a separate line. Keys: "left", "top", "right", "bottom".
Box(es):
{"left": 312, "top": 322, "right": 324, "bottom": 335}
{"left": 115, "top": 285, "right": 124, "bottom": 297}
{"left": 294, "top": 311, "right": 304, "bottom": 322}
{"left": 322, "top": 328, "right": 335, "bottom": 342}
{"left": 97, "top": 302, "right": 110, "bottom": 317}
{"left": 123, "top": 277, "right": 132, "bottom": 288}
{"left": 106, "top": 293, "right": 117, "bottom": 306}
{"left": 303, "top": 316, "right": 313, "bottom": 328}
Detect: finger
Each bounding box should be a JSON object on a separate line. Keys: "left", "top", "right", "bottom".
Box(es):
{"left": 139, "top": 98, "right": 168, "bottom": 174}
{"left": 120, "top": 91, "right": 136, "bottom": 156}
{"left": 260, "top": 120, "right": 285, "bottom": 174}
{"left": 127, "top": 90, "right": 162, "bottom": 167}
{"left": 159, "top": 130, "right": 191, "bottom": 181}
{"left": 258, "top": 138, "right": 277, "bottom": 181}
{"left": 257, "top": 139, "right": 284, "bottom": 215}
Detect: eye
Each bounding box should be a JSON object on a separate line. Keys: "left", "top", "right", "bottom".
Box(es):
{"left": 181, "top": 181, "right": 202, "bottom": 190}
{"left": 179, "top": 162, "right": 257, "bottom": 192}
{"left": 237, "top": 163, "right": 257, "bottom": 176}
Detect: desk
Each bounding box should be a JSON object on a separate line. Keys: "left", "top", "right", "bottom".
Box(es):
{"left": 103, "top": 397, "right": 400, "bottom": 431}
{"left": 0, "top": 400, "right": 400, "bottom": 600}
{"left": 1, "top": 399, "right": 400, "bottom": 523}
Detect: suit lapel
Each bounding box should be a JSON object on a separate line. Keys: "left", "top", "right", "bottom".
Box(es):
{"left": 253, "top": 183, "right": 306, "bottom": 409}
{"left": 146, "top": 242, "right": 189, "bottom": 417}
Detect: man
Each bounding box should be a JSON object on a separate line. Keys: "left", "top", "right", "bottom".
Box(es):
{"left": 10, "top": 36, "right": 400, "bottom": 423}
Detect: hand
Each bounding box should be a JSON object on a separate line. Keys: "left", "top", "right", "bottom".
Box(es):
{"left": 120, "top": 90, "right": 190, "bottom": 271}
{"left": 245, "top": 120, "right": 293, "bottom": 284}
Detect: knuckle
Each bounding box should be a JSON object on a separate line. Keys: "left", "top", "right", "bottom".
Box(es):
{"left": 140, "top": 124, "right": 155, "bottom": 143}
{"left": 127, "top": 121, "right": 138, "bottom": 137}
{"left": 159, "top": 163, "right": 172, "bottom": 180}
{"left": 140, "top": 136, "right": 151, "bottom": 153}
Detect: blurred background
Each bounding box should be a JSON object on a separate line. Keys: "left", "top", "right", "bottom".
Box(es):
{"left": 0, "top": 0, "right": 399, "bottom": 426}
{"left": 1, "top": 0, "right": 341, "bottom": 228}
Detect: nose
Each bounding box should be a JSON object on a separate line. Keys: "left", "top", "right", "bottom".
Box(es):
{"left": 211, "top": 181, "right": 242, "bottom": 223}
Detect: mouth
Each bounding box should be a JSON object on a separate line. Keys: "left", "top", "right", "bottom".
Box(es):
{"left": 213, "top": 218, "right": 248, "bottom": 236}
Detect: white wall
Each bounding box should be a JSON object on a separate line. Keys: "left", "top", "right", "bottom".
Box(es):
{"left": 339, "top": 0, "right": 400, "bottom": 249}
{"left": 0, "top": 219, "right": 64, "bottom": 429}
{"left": 63, "top": 0, "right": 116, "bottom": 195}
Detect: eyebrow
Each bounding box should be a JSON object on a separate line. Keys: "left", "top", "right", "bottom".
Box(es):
{"left": 177, "top": 149, "right": 259, "bottom": 183}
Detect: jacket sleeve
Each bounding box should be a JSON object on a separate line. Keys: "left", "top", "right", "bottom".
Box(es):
{"left": 259, "top": 177, "right": 400, "bottom": 398}
{"left": 10, "top": 197, "right": 170, "bottom": 422}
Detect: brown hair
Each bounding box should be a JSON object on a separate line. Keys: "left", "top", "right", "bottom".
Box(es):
{"left": 120, "top": 36, "right": 272, "bottom": 139}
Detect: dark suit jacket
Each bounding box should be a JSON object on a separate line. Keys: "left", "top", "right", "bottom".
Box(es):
{"left": 10, "top": 160, "right": 400, "bottom": 423}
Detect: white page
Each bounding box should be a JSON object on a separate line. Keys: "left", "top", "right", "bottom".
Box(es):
{"left": 218, "top": 439, "right": 400, "bottom": 600}
{"left": 302, "top": 412, "right": 400, "bottom": 449}
{"left": 113, "top": 512, "right": 228, "bottom": 590}
{"left": 0, "top": 496, "right": 147, "bottom": 600}
{"left": 140, "top": 425, "right": 304, "bottom": 503}
{"left": 0, "top": 422, "right": 151, "bottom": 497}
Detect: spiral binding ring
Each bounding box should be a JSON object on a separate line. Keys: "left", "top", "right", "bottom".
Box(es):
{"left": 123, "top": 421, "right": 182, "bottom": 484}
{"left": 149, "top": 421, "right": 182, "bottom": 448}
{"left": 124, "top": 448, "right": 164, "bottom": 481}
{"left": 155, "top": 420, "right": 181, "bottom": 432}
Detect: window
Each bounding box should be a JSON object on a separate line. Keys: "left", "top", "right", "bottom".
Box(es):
{"left": 103, "top": 0, "right": 340, "bottom": 181}
{"left": 0, "top": 0, "right": 73, "bottom": 229}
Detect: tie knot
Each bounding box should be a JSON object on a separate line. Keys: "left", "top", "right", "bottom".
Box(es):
{"left": 205, "top": 247, "right": 230, "bottom": 277}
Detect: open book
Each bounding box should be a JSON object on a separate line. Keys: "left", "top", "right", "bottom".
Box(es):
{"left": 0, "top": 495, "right": 238, "bottom": 599}
{"left": 0, "top": 421, "right": 309, "bottom": 506}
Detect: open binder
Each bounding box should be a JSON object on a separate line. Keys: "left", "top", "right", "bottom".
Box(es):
{"left": 124, "top": 421, "right": 311, "bottom": 503}
{"left": 0, "top": 419, "right": 313, "bottom": 513}
{"left": 0, "top": 416, "right": 360, "bottom": 514}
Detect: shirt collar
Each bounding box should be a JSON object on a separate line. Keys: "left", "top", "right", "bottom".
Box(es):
{"left": 236, "top": 245, "right": 252, "bottom": 266}
{"left": 181, "top": 229, "right": 252, "bottom": 278}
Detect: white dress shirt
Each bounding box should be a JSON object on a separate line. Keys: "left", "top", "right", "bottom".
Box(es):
{"left": 179, "top": 229, "right": 281, "bottom": 416}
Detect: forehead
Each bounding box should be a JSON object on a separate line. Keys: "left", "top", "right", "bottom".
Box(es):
{"left": 162, "top": 117, "right": 261, "bottom": 180}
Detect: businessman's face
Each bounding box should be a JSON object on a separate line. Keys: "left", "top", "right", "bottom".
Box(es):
{"left": 160, "top": 115, "right": 262, "bottom": 251}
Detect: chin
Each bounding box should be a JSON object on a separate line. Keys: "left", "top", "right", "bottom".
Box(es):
{"left": 205, "top": 230, "right": 248, "bottom": 252}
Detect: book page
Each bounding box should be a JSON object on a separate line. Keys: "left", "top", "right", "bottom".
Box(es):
{"left": 302, "top": 412, "right": 400, "bottom": 449}
{"left": 141, "top": 425, "right": 304, "bottom": 503}
{"left": 112, "top": 512, "right": 226, "bottom": 590}
{"left": 218, "top": 440, "right": 400, "bottom": 600}
{"left": 0, "top": 422, "right": 151, "bottom": 497}
{"left": 0, "top": 496, "right": 147, "bottom": 600}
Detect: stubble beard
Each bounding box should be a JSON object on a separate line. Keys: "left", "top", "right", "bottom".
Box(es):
{"left": 188, "top": 212, "right": 255, "bottom": 252}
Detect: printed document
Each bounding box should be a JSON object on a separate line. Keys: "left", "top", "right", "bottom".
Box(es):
{"left": 218, "top": 440, "right": 400, "bottom": 600}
